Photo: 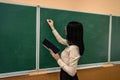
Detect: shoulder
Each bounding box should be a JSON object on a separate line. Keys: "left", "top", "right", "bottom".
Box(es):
{"left": 69, "top": 45, "right": 79, "bottom": 50}
{"left": 68, "top": 45, "right": 80, "bottom": 57}
{"left": 69, "top": 45, "right": 79, "bottom": 54}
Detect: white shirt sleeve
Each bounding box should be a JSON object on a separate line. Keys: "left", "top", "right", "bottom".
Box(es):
{"left": 52, "top": 29, "right": 68, "bottom": 46}
{"left": 57, "top": 46, "right": 80, "bottom": 76}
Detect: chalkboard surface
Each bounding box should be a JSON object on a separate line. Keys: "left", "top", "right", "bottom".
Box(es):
{"left": 0, "top": 3, "right": 36, "bottom": 73}
{"left": 39, "top": 8, "right": 109, "bottom": 69}
{"left": 111, "top": 16, "right": 120, "bottom": 61}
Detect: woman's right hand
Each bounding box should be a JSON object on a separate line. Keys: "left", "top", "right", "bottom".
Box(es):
{"left": 47, "top": 19, "right": 55, "bottom": 30}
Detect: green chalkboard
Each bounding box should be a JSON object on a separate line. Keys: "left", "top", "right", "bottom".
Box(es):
{"left": 111, "top": 16, "right": 120, "bottom": 61}
{"left": 0, "top": 3, "right": 36, "bottom": 73}
{"left": 39, "top": 8, "right": 109, "bottom": 69}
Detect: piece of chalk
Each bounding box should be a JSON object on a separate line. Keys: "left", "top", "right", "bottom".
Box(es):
{"left": 28, "top": 70, "right": 47, "bottom": 76}
{"left": 47, "top": 19, "right": 51, "bottom": 22}
{"left": 102, "top": 62, "right": 114, "bottom": 67}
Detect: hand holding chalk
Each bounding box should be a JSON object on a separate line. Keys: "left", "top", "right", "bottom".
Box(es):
{"left": 47, "top": 19, "right": 55, "bottom": 30}
{"left": 47, "top": 19, "right": 51, "bottom": 22}
{"left": 47, "top": 19, "right": 53, "bottom": 23}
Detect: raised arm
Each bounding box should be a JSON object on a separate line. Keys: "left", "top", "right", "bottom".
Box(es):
{"left": 47, "top": 19, "right": 68, "bottom": 46}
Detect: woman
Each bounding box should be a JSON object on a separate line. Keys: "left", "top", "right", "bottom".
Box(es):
{"left": 47, "top": 19, "right": 84, "bottom": 80}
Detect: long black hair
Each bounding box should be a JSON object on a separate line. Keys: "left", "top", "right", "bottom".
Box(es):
{"left": 66, "top": 21, "right": 84, "bottom": 56}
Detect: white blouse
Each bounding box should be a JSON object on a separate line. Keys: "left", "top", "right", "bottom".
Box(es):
{"left": 52, "top": 29, "right": 80, "bottom": 77}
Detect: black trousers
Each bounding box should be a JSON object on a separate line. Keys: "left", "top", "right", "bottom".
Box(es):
{"left": 60, "top": 69, "right": 79, "bottom": 80}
